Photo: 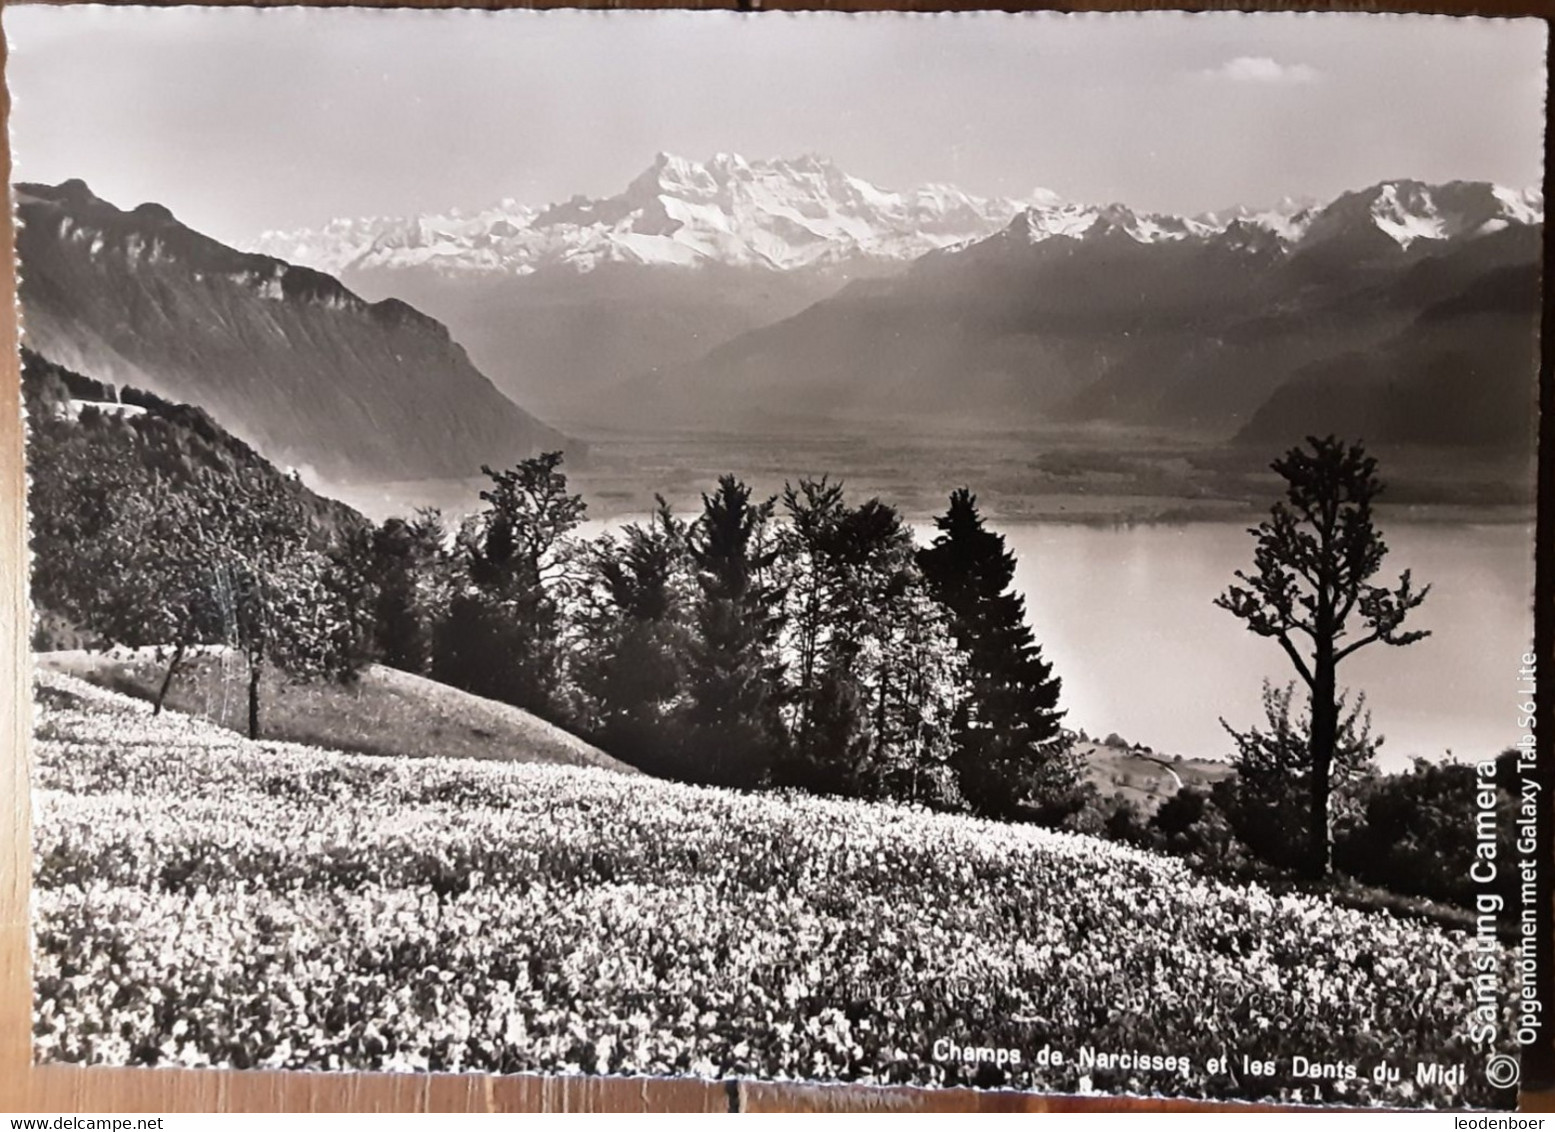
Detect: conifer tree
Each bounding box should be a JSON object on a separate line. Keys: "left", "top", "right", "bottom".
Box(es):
{"left": 680, "top": 475, "right": 787, "bottom": 787}
{"left": 575, "top": 499, "right": 696, "bottom": 774}
{"left": 918, "top": 488, "right": 1072, "bottom": 819}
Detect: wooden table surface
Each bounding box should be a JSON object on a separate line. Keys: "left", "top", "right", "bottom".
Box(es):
{"left": 0, "top": 0, "right": 1550, "bottom": 1112}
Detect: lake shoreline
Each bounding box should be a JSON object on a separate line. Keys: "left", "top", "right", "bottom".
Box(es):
{"left": 311, "top": 421, "right": 1535, "bottom": 529}
{"left": 320, "top": 474, "right": 1536, "bottom": 530}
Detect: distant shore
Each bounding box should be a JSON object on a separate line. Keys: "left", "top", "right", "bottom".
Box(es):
{"left": 324, "top": 474, "right": 1536, "bottom": 530}
{"left": 316, "top": 422, "right": 1535, "bottom": 528}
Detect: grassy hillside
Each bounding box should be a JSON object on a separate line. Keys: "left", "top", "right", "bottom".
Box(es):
{"left": 1076, "top": 740, "right": 1234, "bottom": 811}
{"left": 31, "top": 672, "right": 1511, "bottom": 1107}
{"left": 37, "top": 650, "right": 1231, "bottom": 804}
{"left": 38, "top": 649, "right": 633, "bottom": 775}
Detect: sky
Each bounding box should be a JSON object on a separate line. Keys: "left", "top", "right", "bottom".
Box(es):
{"left": 4, "top": 7, "right": 1547, "bottom": 247}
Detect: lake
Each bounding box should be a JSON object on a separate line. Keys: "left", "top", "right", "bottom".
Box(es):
{"left": 576, "top": 514, "right": 1534, "bottom": 770}
{"left": 998, "top": 520, "right": 1535, "bottom": 769}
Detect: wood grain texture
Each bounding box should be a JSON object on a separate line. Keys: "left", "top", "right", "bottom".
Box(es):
{"left": 1, "top": 8, "right": 35, "bottom": 1114}
{"left": 0, "top": 0, "right": 1549, "bottom": 1113}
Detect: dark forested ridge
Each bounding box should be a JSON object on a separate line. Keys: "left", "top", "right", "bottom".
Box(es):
{"left": 22, "top": 347, "right": 365, "bottom": 547}
{"left": 24, "top": 346, "right": 380, "bottom": 736}
{"left": 16, "top": 179, "right": 581, "bottom": 483}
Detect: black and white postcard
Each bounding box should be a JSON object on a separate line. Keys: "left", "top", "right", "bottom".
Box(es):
{"left": 9, "top": 6, "right": 1547, "bottom": 1109}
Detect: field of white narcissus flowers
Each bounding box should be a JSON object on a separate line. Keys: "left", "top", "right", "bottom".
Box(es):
{"left": 32, "top": 673, "right": 1513, "bottom": 1107}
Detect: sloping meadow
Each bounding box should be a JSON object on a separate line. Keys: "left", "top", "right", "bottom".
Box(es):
{"left": 30, "top": 673, "right": 1513, "bottom": 1106}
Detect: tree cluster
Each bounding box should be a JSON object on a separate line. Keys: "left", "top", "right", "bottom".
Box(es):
{"left": 24, "top": 350, "right": 371, "bottom": 738}
{"left": 360, "top": 462, "right": 1078, "bottom": 818}
{"left": 1098, "top": 734, "right": 1523, "bottom": 916}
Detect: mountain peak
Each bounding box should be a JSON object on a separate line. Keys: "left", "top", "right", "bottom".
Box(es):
{"left": 18, "top": 180, "right": 182, "bottom": 232}
{"left": 708, "top": 151, "right": 751, "bottom": 174}
{"left": 251, "top": 153, "right": 1046, "bottom": 276}
{"left": 245, "top": 165, "right": 1542, "bottom": 280}
{"left": 782, "top": 152, "right": 837, "bottom": 173}
{"left": 646, "top": 150, "right": 702, "bottom": 178}
{"left": 18, "top": 178, "right": 453, "bottom": 334}
{"left": 24, "top": 177, "right": 98, "bottom": 207}
{"left": 132, "top": 201, "right": 177, "bottom": 225}
{"left": 1302, "top": 178, "right": 1537, "bottom": 250}
{"left": 986, "top": 177, "right": 1538, "bottom": 256}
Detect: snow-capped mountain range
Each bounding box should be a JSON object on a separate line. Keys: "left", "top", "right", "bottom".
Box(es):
{"left": 251, "top": 152, "right": 1041, "bottom": 275}
{"left": 248, "top": 152, "right": 1543, "bottom": 278}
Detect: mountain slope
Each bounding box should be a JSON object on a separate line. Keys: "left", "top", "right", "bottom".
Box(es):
{"left": 17, "top": 180, "right": 579, "bottom": 483}
{"left": 639, "top": 178, "right": 1542, "bottom": 447}
{"left": 331, "top": 261, "right": 847, "bottom": 418}
{"left": 20, "top": 345, "right": 365, "bottom": 535}
{"left": 22, "top": 346, "right": 371, "bottom": 652}
{"left": 1238, "top": 260, "right": 1542, "bottom": 450}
